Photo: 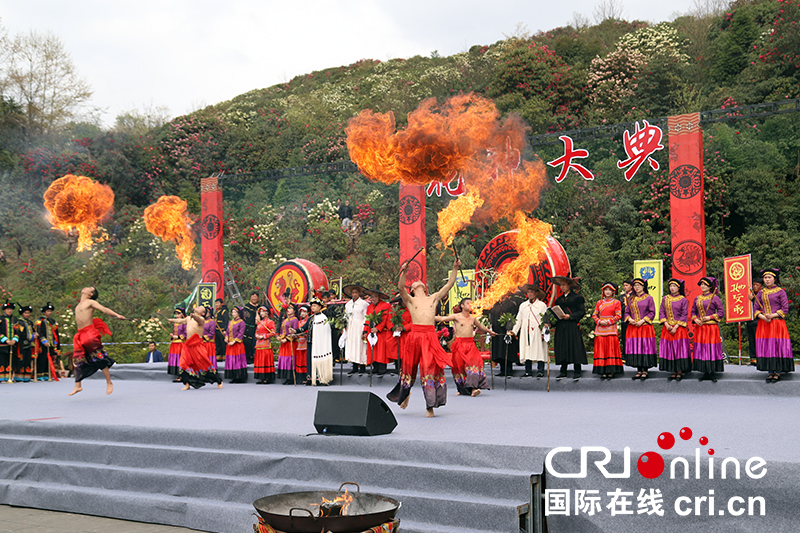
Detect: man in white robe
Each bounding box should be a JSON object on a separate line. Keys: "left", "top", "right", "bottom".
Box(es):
{"left": 342, "top": 285, "right": 369, "bottom": 374}
{"left": 308, "top": 298, "right": 333, "bottom": 385}
{"left": 512, "top": 285, "right": 549, "bottom": 378}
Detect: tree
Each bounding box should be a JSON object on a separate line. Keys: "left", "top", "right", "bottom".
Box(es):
{"left": 2, "top": 30, "right": 93, "bottom": 135}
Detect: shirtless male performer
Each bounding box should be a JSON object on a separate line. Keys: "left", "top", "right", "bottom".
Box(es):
{"left": 387, "top": 257, "right": 460, "bottom": 417}
{"left": 69, "top": 287, "right": 126, "bottom": 396}
{"left": 169, "top": 305, "right": 223, "bottom": 390}
{"left": 436, "top": 298, "right": 496, "bottom": 396}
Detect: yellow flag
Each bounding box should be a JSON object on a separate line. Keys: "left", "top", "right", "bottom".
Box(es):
{"left": 634, "top": 260, "right": 663, "bottom": 320}
{"left": 448, "top": 269, "right": 474, "bottom": 314}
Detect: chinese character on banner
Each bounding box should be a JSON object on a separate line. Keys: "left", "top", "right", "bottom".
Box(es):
{"left": 636, "top": 488, "right": 665, "bottom": 516}
{"left": 544, "top": 489, "right": 570, "bottom": 516}
{"left": 487, "top": 135, "right": 521, "bottom": 181}
{"left": 617, "top": 120, "right": 664, "bottom": 181}
{"left": 606, "top": 488, "right": 635, "bottom": 516}
{"left": 426, "top": 171, "right": 466, "bottom": 198}
{"left": 547, "top": 135, "right": 595, "bottom": 183}
{"left": 575, "top": 490, "right": 603, "bottom": 516}
{"left": 723, "top": 254, "right": 753, "bottom": 322}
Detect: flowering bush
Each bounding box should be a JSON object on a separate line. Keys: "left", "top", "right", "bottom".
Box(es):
{"left": 617, "top": 22, "right": 690, "bottom": 64}
{"left": 587, "top": 43, "right": 646, "bottom": 119}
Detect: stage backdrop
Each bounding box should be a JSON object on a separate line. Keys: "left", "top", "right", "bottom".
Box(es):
{"left": 200, "top": 176, "right": 224, "bottom": 300}
{"left": 668, "top": 112, "right": 706, "bottom": 308}
{"left": 398, "top": 183, "right": 426, "bottom": 287}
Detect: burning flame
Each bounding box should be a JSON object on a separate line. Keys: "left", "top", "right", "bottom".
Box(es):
{"left": 43, "top": 174, "right": 115, "bottom": 251}
{"left": 472, "top": 214, "right": 552, "bottom": 315}
{"left": 347, "top": 93, "right": 552, "bottom": 311}
{"left": 313, "top": 488, "right": 354, "bottom": 517}
{"left": 143, "top": 195, "right": 196, "bottom": 270}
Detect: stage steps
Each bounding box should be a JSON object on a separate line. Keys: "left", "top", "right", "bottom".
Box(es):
{"left": 0, "top": 420, "right": 540, "bottom": 533}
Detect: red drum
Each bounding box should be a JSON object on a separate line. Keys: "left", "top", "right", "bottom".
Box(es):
{"left": 266, "top": 259, "right": 329, "bottom": 309}
{"left": 474, "top": 231, "right": 570, "bottom": 306}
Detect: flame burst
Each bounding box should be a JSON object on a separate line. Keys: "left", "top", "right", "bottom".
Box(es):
{"left": 347, "top": 93, "right": 552, "bottom": 312}
{"left": 472, "top": 214, "right": 552, "bottom": 315}
{"left": 43, "top": 174, "right": 115, "bottom": 251}
{"left": 144, "top": 196, "right": 196, "bottom": 270}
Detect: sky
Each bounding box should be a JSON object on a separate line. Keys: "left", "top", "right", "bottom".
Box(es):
{"left": 0, "top": 0, "right": 699, "bottom": 128}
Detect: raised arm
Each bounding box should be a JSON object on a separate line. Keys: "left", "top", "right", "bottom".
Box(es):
{"left": 89, "top": 300, "right": 126, "bottom": 320}
{"left": 433, "top": 259, "right": 461, "bottom": 302}
{"left": 398, "top": 260, "right": 412, "bottom": 305}
{"left": 435, "top": 314, "right": 457, "bottom": 323}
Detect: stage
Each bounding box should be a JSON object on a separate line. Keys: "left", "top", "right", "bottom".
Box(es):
{"left": 1, "top": 362, "right": 798, "bottom": 532}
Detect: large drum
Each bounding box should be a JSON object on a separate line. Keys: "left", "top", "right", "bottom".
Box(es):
{"left": 266, "top": 259, "right": 329, "bottom": 310}
{"left": 474, "top": 232, "right": 570, "bottom": 306}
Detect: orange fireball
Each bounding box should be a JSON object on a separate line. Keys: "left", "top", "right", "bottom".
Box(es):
{"left": 43, "top": 174, "right": 115, "bottom": 251}
{"left": 144, "top": 196, "right": 196, "bottom": 270}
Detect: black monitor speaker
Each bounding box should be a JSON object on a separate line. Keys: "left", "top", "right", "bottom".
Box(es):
{"left": 313, "top": 391, "right": 397, "bottom": 436}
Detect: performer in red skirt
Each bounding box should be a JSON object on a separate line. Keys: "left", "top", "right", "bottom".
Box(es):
{"left": 170, "top": 306, "right": 222, "bottom": 390}
{"left": 388, "top": 257, "right": 460, "bottom": 417}
{"left": 69, "top": 286, "right": 126, "bottom": 396}
{"left": 436, "top": 297, "right": 495, "bottom": 396}
{"left": 363, "top": 287, "right": 392, "bottom": 376}
{"left": 254, "top": 306, "right": 276, "bottom": 384}
{"left": 691, "top": 276, "right": 725, "bottom": 382}
{"left": 294, "top": 305, "right": 310, "bottom": 384}
{"left": 659, "top": 279, "right": 691, "bottom": 381}
{"left": 277, "top": 304, "right": 299, "bottom": 385}
{"left": 755, "top": 268, "right": 794, "bottom": 383}
{"left": 592, "top": 282, "right": 623, "bottom": 379}
{"left": 625, "top": 278, "right": 657, "bottom": 380}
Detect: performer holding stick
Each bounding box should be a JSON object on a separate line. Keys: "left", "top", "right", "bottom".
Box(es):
{"left": 69, "top": 287, "right": 126, "bottom": 396}
{"left": 1, "top": 300, "right": 17, "bottom": 383}
{"left": 387, "top": 254, "right": 460, "bottom": 418}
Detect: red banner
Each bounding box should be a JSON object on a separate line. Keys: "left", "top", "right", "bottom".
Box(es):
{"left": 723, "top": 255, "right": 753, "bottom": 322}
{"left": 200, "top": 175, "right": 224, "bottom": 300}
{"left": 398, "top": 183, "right": 426, "bottom": 287}
{"left": 668, "top": 113, "right": 706, "bottom": 307}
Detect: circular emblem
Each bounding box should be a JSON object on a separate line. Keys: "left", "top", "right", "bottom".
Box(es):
{"left": 405, "top": 260, "right": 423, "bottom": 285}
{"left": 204, "top": 269, "right": 222, "bottom": 288}
{"left": 201, "top": 214, "right": 221, "bottom": 240}
{"left": 672, "top": 240, "right": 705, "bottom": 275}
{"left": 669, "top": 165, "right": 702, "bottom": 199}
{"left": 728, "top": 262, "right": 745, "bottom": 281}
{"left": 399, "top": 195, "right": 422, "bottom": 225}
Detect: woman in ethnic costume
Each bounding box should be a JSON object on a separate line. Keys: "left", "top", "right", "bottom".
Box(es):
{"left": 294, "top": 304, "right": 310, "bottom": 385}
{"left": 592, "top": 282, "right": 623, "bottom": 380}
{"left": 277, "top": 303, "right": 299, "bottom": 385}
{"left": 620, "top": 280, "right": 633, "bottom": 362}
{"left": 254, "top": 306, "right": 276, "bottom": 384}
{"left": 224, "top": 307, "right": 248, "bottom": 383}
{"left": 691, "top": 276, "right": 725, "bottom": 382}
{"left": 659, "top": 278, "right": 691, "bottom": 381}
{"left": 625, "top": 278, "right": 657, "bottom": 380}
{"left": 167, "top": 307, "right": 186, "bottom": 382}
{"left": 551, "top": 276, "right": 587, "bottom": 381}
{"left": 755, "top": 268, "right": 794, "bottom": 383}
{"left": 177, "top": 306, "right": 223, "bottom": 389}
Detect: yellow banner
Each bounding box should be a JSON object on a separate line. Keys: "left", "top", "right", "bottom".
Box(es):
{"left": 447, "top": 269, "right": 474, "bottom": 314}
{"left": 634, "top": 260, "right": 663, "bottom": 321}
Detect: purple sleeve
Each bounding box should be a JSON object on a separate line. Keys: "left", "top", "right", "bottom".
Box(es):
{"left": 659, "top": 299, "right": 667, "bottom": 322}
{"left": 777, "top": 289, "right": 789, "bottom": 316}
{"left": 754, "top": 291, "right": 763, "bottom": 315}
{"left": 203, "top": 321, "right": 215, "bottom": 337}
{"left": 644, "top": 296, "right": 655, "bottom": 320}
{"left": 713, "top": 295, "right": 725, "bottom": 320}
{"left": 233, "top": 321, "right": 245, "bottom": 340}
{"left": 178, "top": 324, "right": 187, "bottom": 338}
{"left": 624, "top": 300, "right": 631, "bottom": 320}
{"left": 677, "top": 298, "right": 689, "bottom": 324}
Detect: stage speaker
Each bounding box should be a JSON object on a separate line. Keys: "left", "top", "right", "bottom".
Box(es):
{"left": 314, "top": 391, "right": 397, "bottom": 436}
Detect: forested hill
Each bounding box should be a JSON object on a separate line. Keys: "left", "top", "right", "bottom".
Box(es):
{"left": 0, "top": 0, "right": 799, "bottom": 356}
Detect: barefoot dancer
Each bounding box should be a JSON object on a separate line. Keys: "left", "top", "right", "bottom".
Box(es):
{"left": 387, "top": 257, "right": 460, "bottom": 417}
{"left": 169, "top": 306, "right": 223, "bottom": 390}
{"left": 69, "top": 287, "right": 126, "bottom": 396}
{"left": 436, "top": 297, "right": 495, "bottom": 397}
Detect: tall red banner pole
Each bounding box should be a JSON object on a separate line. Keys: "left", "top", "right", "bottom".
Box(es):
{"left": 398, "top": 183, "right": 426, "bottom": 287}
{"left": 667, "top": 113, "right": 707, "bottom": 310}
{"left": 200, "top": 175, "right": 224, "bottom": 300}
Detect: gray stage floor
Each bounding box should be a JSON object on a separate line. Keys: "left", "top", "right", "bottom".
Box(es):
{"left": 1, "top": 365, "right": 797, "bottom": 462}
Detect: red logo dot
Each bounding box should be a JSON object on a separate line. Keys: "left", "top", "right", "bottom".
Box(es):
{"left": 708, "top": 449, "right": 715, "bottom": 455}
{"left": 637, "top": 452, "right": 665, "bottom": 479}
{"left": 699, "top": 436, "right": 709, "bottom": 446}
{"left": 680, "top": 427, "right": 692, "bottom": 440}
{"left": 657, "top": 432, "right": 675, "bottom": 450}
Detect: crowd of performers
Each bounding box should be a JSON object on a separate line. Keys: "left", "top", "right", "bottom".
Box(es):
{"left": 2, "top": 265, "right": 793, "bottom": 404}
{"left": 491, "top": 268, "right": 794, "bottom": 384}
